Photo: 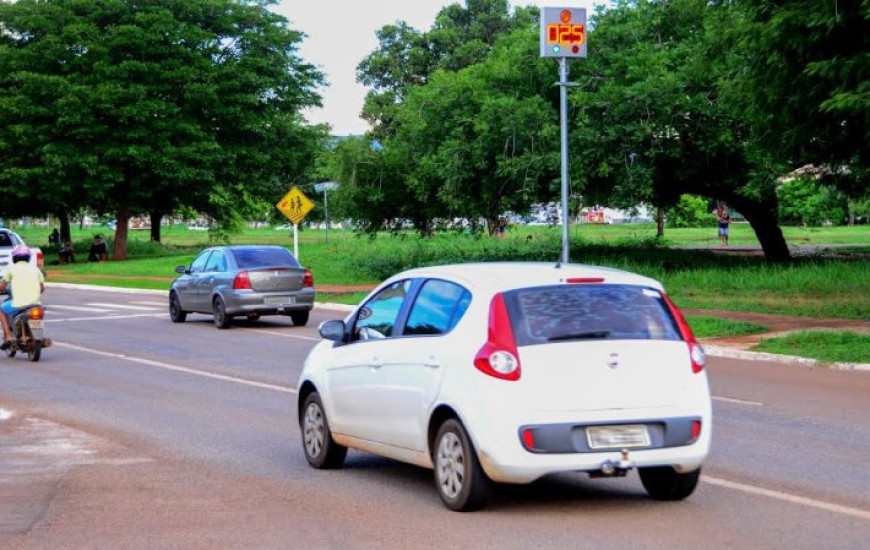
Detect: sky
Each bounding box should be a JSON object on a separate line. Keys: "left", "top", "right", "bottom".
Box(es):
{"left": 274, "top": 1, "right": 602, "bottom": 136}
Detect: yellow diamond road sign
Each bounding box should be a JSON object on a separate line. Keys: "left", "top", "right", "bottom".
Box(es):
{"left": 276, "top": 186, "right": 315, "bottom": 225}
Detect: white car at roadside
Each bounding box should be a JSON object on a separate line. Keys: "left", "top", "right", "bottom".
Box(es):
{"left": 297, "top": 262, "right": 711, "bottom": 511}
{"left": 0, "top": 229, "right": 44, "bottom": 289}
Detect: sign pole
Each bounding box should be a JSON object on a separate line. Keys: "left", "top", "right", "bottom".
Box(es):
{"left": 293, "top": 223, "right": 299, "bottom": 260}
{"left": 559, "top": 56, "right": 570, "bottom": 264}
{"left": 324, "top": 189, "right": 329, "bottom": 244}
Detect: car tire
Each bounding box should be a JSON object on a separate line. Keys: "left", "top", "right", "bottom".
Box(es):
{"left": 169, "top": 292, "right": 187, "bottom": 323}
{"left": 301, "top": 392, "right": 347, "bottom": 469}
{"left": 639, "top": 466, "right": 701, "bottom": 501}
{"left": 433, "top": 419, "right": 490, "bottom": 512}
{"left": 290, "top": 310, "right": 309, "bottom": 327}
{"left": 212, "top": 297, "right": 232, "bottom": 329}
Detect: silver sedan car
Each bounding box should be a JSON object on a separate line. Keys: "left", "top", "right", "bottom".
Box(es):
{"left": 169, "top": 245, "right": 315, "bottom": 328}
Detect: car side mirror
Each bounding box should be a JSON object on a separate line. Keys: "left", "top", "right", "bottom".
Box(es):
{"left": 175, "top": 265, "right": 189, "bottom": 275}
{"left": 319, "top": 319, "right": 347, "bottom": 342}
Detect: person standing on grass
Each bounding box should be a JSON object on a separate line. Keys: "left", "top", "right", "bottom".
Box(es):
{"left": 717, "top": 203, "right": 730, "bottom": 246}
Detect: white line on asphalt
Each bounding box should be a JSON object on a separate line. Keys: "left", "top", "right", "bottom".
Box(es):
{"left": 237, "top": 327, "right": 320, "bottom": 342}
{"left": 48, "top": 313, "right": 165, "bottom": 323}
{"left": 703, "top": 475, "right": 870, "bottom": 522}
{"left": 0, "top": 408, "right": 13, "bottom": 421}
{"left": 54, "top": 342, "right": 297, "bottom": 394}
{"left": 712, "top": 396, "right": 764, "bottom": 406}
{"left": 87, "top": 302, "right": 162, "bottom": 311}
{"left": 49, "top": 304, "right": 114, "bottom": 313}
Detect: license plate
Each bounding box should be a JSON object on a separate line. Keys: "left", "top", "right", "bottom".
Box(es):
{"left": 587, "top": 425, "right": 650, "bottom": 449}
{"left": 27, "top": 320, "right": 44, "bottom": 330}
{"left": 265, "top": 296, "right": 295, "bottom": 306}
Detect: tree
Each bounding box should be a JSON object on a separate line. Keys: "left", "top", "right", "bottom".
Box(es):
{"left": 0, "top": 0, "right": 323, "bottom": 258}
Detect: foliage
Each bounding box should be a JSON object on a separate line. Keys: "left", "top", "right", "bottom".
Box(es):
{"left": 685, "top": 315, "right": 769, "bottom": 339}
{"left": 667, "top": 195, "right": 715, "bottom": 228}
{"left": 777, "top": 177, "right": 848, "bottom": 227}
{"left": 752, "top": 331, "right": 870, "bottom": 364}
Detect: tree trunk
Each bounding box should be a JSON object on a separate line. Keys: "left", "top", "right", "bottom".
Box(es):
{"left": 58, "top": 211, "right": 71, "bottom": 242}
{"left": 113, "top": 205, "right": 131, "bottom": 261}
{"left": 729, "top": 196, "right": 791, "bottom": 261}
{"left": 149, "top": 211, "right": 162, "bottom": 243}
{"left": 656, "top": 207, "right": 665, "bottom": 238}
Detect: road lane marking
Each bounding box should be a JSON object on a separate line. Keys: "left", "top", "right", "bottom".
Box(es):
{"left": 49, "top": 304, "right": 114, "bottom": 313}
{"left": 237, "top": 327, "right": 320, "bottom": 342}
{"left": 703, "top": 475, "right": 870, "bottom": 522}
{"left": 87, "top": 302, "right": 161, "bottom": 311}
{"left": 712, "top": 396, "right": 764, "bottom": 406}
{"left": 54, "top": 342, "right": 297, "bottom": 394}
{"left": 47, "top": 313, "right": 165, "bottom": 323}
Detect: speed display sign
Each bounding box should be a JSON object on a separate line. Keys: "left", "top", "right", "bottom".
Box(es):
{"left": 539, "top": 7, "right": 587, "bottom": 58}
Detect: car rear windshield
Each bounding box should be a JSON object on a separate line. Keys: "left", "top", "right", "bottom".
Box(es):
{"left": 504, "top": 284, "right": 682, "bottom": 346}
{"left": 232, "top": 247, "right": 300, "bottom": 269}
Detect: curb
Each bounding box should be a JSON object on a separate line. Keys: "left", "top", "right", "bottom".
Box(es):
{"left": 703, "top": 344, "right": 870, "bottom": 372}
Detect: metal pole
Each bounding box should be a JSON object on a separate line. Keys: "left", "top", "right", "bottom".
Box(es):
{"left": 324, "top": 190, "right": 329, "bottom": 244}
{"left": 559, "top": 57, "right": 570, "bottom": 264}
{"left": 293, "top": 223, "right": 299, "bottom": 260}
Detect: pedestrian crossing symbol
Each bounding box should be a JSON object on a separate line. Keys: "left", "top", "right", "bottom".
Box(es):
{"left": 276, "top": 186, "right": 315, "bottom": 225}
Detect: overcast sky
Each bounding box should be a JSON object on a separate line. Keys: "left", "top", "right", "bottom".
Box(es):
{"left": 274, "top": 1, "right": 602, "bottom": 136}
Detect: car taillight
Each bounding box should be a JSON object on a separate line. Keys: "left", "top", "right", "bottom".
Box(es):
{"left": 303, "top": 269, "right": 313, "bottom": 287}
{"left": 689, "top": 420, "right": 702, "bottom": 444}
{"left": 474, "top": 293, "right": 521, "bottom": 381}
{"left": 36, "top": 250, "right": 44, "bottom": 269}
{"left": 233, "top": 271, "right": 251, "bottom": 290}
{"left": 661, "top": 292, "right": 706, "bottom": 373}
{"left": 30, "top": 306, "right": 44, "bottom": 320}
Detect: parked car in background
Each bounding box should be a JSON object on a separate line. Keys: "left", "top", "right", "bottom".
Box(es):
{"left": 297, "top": 262, "right": 711, "bottom": 511}
{"left": 169, "top": 245, "right": 314, "bottom": 328}
{"left": 0, "top": 229, "right": 44, "bottom": 289}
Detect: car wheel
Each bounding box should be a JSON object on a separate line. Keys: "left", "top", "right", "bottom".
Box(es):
{"left": 290, "top": 310, "right": 309, "bottom": 327}
{"left": 639, "top": 466, "right": 701, "bottom": 501}
{"left": 433, "top": 419, "right": 490, "bottom": 512}
{"left": 301, "top": 392, "right": 346, "bottom": 469}
{"left": 212, "top": 297, "right": 232, "bottom": 329}
{"left": 169, "top": 292, "right": 187, "bottom": 323}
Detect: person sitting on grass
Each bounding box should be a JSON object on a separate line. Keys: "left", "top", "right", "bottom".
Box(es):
{"left": 58, "top": 240, "right": 75, "bottom": 264}
{"left": 88, "top": 235, "right": 108, "bottom": 262}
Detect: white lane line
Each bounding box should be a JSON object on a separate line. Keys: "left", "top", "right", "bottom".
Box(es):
{"left": 87, "top": 302, "right": 162, "bottom": 311}
{"left": 48, "top": 313, "right": 166, "bottom": 323}
{"left": 54, "top": 342, "right": 297, "bottom": 394}
{"left": 0, "top": 408, "right": 13, "bottom": 421}
{"left": 49, "top": 304, "right": 114, "bottom": 313}
{"left": 712, "top": 396, "right": 764, "bottom": 406}
{"left": 703, "top": 475, "right": 870, "bottom": 522}
{"left": 237, "top": 327, "right": 320, "bottom": 342}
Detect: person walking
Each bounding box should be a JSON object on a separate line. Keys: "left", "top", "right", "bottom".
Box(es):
{"left": 717, "top": 203, "right": 730, "bottom": 246}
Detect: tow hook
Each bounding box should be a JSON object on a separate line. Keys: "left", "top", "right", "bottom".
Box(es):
{"left": 592, "top": 449, "right": 634, "bottom": 478}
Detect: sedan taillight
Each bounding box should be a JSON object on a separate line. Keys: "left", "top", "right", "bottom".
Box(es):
{"left": 233, "top": 271, "right": 252, "bottom": 290}
{"left": 36, "top": 250, "right": 44, "bottom": 269}
{"left": 303, "top": 269, "right": 314, "bottom": 287}
{"left": 474, "top": 293, "right": 521, "bottom": 381}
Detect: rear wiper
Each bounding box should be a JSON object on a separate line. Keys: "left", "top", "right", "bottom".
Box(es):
{"left": 547, "top": 330, "right": 611, "bottom": 342}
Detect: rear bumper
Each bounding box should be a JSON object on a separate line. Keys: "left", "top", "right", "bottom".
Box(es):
{"left": 223, "top": 288, "right": 315, "bottom": 315}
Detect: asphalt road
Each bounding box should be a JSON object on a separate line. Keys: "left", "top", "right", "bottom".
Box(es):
{"left": 1, "top": 286, "right": 869, "bottom": 549}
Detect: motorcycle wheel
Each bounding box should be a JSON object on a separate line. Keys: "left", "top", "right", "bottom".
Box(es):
{"left": 27, "top": 341, "right": 42, "bottom": 362}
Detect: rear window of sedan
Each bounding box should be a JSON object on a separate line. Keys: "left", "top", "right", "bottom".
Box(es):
{"left": 504, "top": 284, "right": 682, "bottom": 346}
{"left": 232, "top": 247, "right": 300, "bottom": 269}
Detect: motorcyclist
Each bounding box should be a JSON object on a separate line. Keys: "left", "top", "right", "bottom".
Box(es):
{"left": 0, "top": 244, "right": 45, "bottom": 349}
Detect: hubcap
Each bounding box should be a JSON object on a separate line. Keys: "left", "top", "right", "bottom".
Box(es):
{"left": 303, "top": 403, "right": 325, "bottom": 458}
{"left": 436, "top": 432, "right": 465, "bottom": 499}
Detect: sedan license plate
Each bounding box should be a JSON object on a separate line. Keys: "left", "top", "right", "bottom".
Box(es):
{"left": 27, "top": 320, "right": 44, "bottom": 330}
{"left": 265, "top": 296, "right": 295, "bottom": 306}
{"left": 587, "top": 425, "right": 650, "bottom": 449}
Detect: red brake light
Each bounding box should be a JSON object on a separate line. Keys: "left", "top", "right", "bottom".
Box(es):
{"left": 303, "top": 269, "right": 313, "bottom": 287}
{"left": 36, "top": 250, "right": 44, "bottom": 269}
{"left": 233, "top": 271, "right": 251, "bottom": 290}
{"left": 474, "top": 293, "right": 521, "bottom": 381}
{"left": 566, "top": 277, "right": 604, "bottom": 284}
{"left": 30, "top": 306, "right": 44, "bottom": 320}
{"left": 690, "top": 420, "right": 702, "bottom": 443}
{"left": 521, "top": 429, "right": 536, "bottom": 450}
{"left": 661, "top": 292, "right": 706, "bottom": 373}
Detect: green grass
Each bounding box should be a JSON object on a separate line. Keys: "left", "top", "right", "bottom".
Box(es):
{"left": 751, "top": 331, "right": 870, "bottom": 364}
{"left": 685, "top": 315, "right": 769, "bottom": 339}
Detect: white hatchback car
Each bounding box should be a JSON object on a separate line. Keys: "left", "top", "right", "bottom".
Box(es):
{"left": 297, "top": 262, "right": 711, "bottom": 511}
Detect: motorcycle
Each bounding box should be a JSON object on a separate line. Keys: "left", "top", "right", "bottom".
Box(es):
{"left": 4, "top": 304, "right": 52, "bottom": 362}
